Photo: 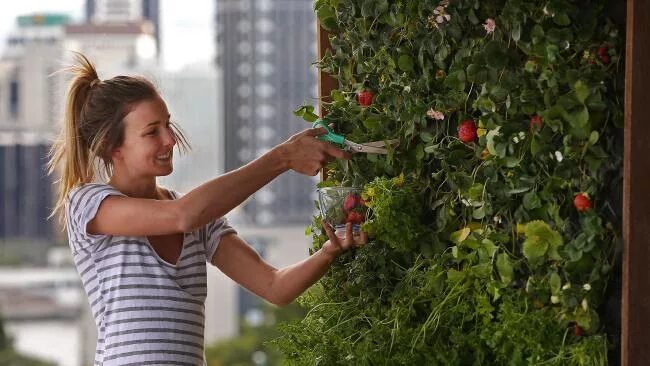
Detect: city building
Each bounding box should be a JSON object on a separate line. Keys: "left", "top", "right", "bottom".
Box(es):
{"left": 215, "top": 0, "right": 320, "bottom": 226}
{"left": 156, "top": 62, "right": 224, "bottom": 193}
{"left": 85, "top": 0, "right": 161, "bottom": 57}
{"left": 0, "top": 13, "right": 69, "bottom": 244}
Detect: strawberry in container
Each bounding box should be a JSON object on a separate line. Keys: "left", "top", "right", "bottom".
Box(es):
{"left": 318, "top": 187, "right": 368, "bottom": 238}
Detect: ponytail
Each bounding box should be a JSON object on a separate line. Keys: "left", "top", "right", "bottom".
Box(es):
{"left": 48, "top": 52, "right": 100, "bottom": 224}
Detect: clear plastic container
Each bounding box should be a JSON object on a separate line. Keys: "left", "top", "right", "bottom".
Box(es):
{"left": 317, "top": 186, "right": 368, "bottom": 236}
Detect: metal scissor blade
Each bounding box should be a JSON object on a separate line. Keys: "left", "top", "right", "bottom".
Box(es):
{"left": 362, "top": 139, "right": 400, "bottom": 148}
{"left": 344, "top": 140, "right": 391, "bottom": 154}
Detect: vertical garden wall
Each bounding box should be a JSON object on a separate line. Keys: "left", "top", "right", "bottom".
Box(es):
{"left": 276, "top": 0, "right": 624, "bottom": 364}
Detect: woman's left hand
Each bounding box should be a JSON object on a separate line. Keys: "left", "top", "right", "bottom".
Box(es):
{"left": 321, "top": 221, "right": 368, "bottom": 258}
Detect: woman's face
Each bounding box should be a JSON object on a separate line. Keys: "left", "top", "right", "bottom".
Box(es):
{"left": 113, "top": 96, "right": 177, "bottom": 178}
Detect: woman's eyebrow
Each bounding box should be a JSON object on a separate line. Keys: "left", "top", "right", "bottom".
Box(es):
{"left": 142, "top": 114, "right": 171, "bottom": 129}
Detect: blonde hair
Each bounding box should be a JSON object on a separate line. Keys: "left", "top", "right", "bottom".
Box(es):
{"left": 48, "top": 52, "right": 189, "bottom": 225}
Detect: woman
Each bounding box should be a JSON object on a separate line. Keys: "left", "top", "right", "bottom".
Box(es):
{"left": 48, "top": 53, "right": 366, "bottom": 365}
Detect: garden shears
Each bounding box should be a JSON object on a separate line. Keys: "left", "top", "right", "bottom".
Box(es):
{"left": 312, "top": 119, "right": 399, "bottom": 154}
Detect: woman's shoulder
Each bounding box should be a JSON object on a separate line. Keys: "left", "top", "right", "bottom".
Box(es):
{"left": 161, "top": 186, "right": 183, "bottom": 200}
{"left": 67, "top": 183, "right": 124, "bottom": 204}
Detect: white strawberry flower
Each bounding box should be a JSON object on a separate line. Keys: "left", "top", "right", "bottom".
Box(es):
{"left": 583, "top": 283, "right": 592, "bottom": 291}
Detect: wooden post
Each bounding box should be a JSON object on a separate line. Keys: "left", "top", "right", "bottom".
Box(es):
{"left": 317, "top": 22, "right": 337, "bottom": 181}
{"left": 622, "top": 0, "right": 650, "bottom": 365}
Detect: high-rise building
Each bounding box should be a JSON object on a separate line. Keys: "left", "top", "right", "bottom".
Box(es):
{"left": 85, "top": 0, "right": 161, "bottom": 57}
{"left": 0, "top": 13, "right": 70, "bottom": 242}
{"left": 156, "top": 62, "right": 224, "bottom": 193}
{"left": 215, "top": 0, "right": 319, "bottom": 226}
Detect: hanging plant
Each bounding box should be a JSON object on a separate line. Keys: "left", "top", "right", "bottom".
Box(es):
{"left": 276, "top": 0, "right": 623, "bottom": 364}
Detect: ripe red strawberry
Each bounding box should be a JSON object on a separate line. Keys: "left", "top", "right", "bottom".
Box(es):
{"left": 346, "top": 211, "right": 363, "bottom": 224}
{"left": 458, "top": 119, "right": 477, "bottom": 143}
{"left": 597, "top": 44, "right": 608, "bottom": 55}
{"left": 574, "top": 325, "right": 583, "bottom": 337}
{"left": 357, "top": 90, "right": 374, "bottom": 107}
{"left": 530, "top": 115, "right": 543, "bottom": 131}
{"left": 343, "top": 193, "right": 360, "bottom": 211}
{"left": 574, "top": 193, "right": 593, "bottom": 212}
{"left": 597, "top": 45, "right": 610, "bottom": 64}
{"left": 599, "top": 54, "right": 610, "bottom": 64}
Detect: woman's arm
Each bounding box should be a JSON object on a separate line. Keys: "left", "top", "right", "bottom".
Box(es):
{"left": 88, "top": 128, "right": 349, "bottom": 237}
{"left": 212, "top": 223, "right": 367, "bottom": 306}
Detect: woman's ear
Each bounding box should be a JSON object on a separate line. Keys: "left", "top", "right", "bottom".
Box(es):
{"left": 111, "top": 147, "right": 123, "bottom": 161}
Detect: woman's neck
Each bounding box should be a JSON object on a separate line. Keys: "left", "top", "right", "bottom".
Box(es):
{"left": 108, "top": 174, "right": 162, "bottom": 199}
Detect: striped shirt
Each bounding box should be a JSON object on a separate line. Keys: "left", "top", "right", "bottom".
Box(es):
{"left": 66, "top": 183, "right": 236, "bottom": 366}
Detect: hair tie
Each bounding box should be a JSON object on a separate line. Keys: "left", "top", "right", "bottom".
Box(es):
{"left": 90, "top": 79, "right": 101, "bottom": 88}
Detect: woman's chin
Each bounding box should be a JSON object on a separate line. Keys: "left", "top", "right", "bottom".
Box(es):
{"left": 155, "top": 165, "right": 174, "bottom": 176}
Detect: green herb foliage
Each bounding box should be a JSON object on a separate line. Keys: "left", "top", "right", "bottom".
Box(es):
{"left": 275, "top": 0, "right": 622, "bottom": 364}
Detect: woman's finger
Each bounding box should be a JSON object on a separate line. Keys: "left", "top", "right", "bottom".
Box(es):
{"left": 322, "top": 221, "right": 336, "bottom": 240}
{"left": 343, "top": 222, "right": 354, "bottom": 247}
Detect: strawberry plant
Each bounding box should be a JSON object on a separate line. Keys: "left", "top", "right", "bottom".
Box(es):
{"left": 277, "top": 0, "right": 623, "bottom": 364}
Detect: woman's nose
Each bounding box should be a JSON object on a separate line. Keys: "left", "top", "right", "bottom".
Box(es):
{"left": 163, "top": 127, "right": 177, "bottom": 146}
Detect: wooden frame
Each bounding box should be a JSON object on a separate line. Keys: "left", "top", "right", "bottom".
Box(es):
{"left": 317, "top": 1, "right": 649, "bottom": 363}
{"left": 622, "top": 1, "right": 650, "bottom": 365}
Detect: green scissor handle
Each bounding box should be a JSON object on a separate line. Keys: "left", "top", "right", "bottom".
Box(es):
{"left": 312, "top": 119, "right": 346, "bottom": 146}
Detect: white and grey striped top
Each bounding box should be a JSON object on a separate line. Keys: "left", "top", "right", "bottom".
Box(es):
{"left": 66, "top": 183, "right": 236, "bottom": 366}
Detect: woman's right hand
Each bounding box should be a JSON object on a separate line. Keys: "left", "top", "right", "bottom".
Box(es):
{"left": 278, "top": 127, "right": 351, "bottom": 176}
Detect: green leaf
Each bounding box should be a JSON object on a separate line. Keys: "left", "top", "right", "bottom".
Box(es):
{"left": 588, "top": 131, "right": 599, "bottom": 145}
{"left": 466, "top": 64, "right": 487, "bottom": 83}
{"left": 450, "top": 227, "right": 471, "bottom": 244}
{"left": 553, "top": 13, "right": 571, "bottom": 26}
{"left": 398, "top": 54, "right": 414, "bottom": 72}
{"left": 490, "top": 86, "right": 508, "bottom": 102}
{"left": 531, "top": 136, "right": 542, "bottom": 155}
{"left": 568, "top": 107, "right": 590, "bottom": 139}
{"left": 447, "top": 269, "right": 465, "bottom": 283}
{"left": 472, "top": 205, "right": 486, "bottom": 219}
{"left": 316, "top": 5, "right": 337, "bottom": 31}
{"left": 485, "top": 41, "right": 508, "bottom": 69}
{"left": 523, "top": 237, "right": 549, "bottom": 264}
{"left": 476, "top": 96, "right": 497, "bottom": 113}
{"left": 526, "top": 221, "right": 563, "bottom": 247}
{"left": 573, "top": 80, "right": 590, "bottom": 104}
{"left": 549, "top": 271, "right": 562, "bottom": 295}
{"left": 523, "top": 192, "right": 541, "bottom": 210}
{"left": 523, "top": 221, "right": 564, "bottom": 265}
{"left": 468, "top": 183, "right": 484, "bottom": 202}
{"left": 546, "top": 44, "right": 559, "bottom": 63}
{"left": 293, "top": 105, "right": 319, "bottom": 122}
{"left": 496, "top": 253, "right": 514, "bottom": 284}
{"left": 361, "top": 0, "right": 387, "bottom": 18}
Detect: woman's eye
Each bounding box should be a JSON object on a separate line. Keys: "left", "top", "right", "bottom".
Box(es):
{"left": 147, "top": 129, "right": 158, "bottom": 136}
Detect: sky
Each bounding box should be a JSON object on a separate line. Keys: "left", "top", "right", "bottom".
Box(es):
{"left": 0, "top": 0, "right": 215, "bottom": 71}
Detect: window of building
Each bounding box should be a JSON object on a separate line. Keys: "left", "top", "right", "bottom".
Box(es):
{"left": 9, "top": 78, "right": 19, "bottom": 119}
